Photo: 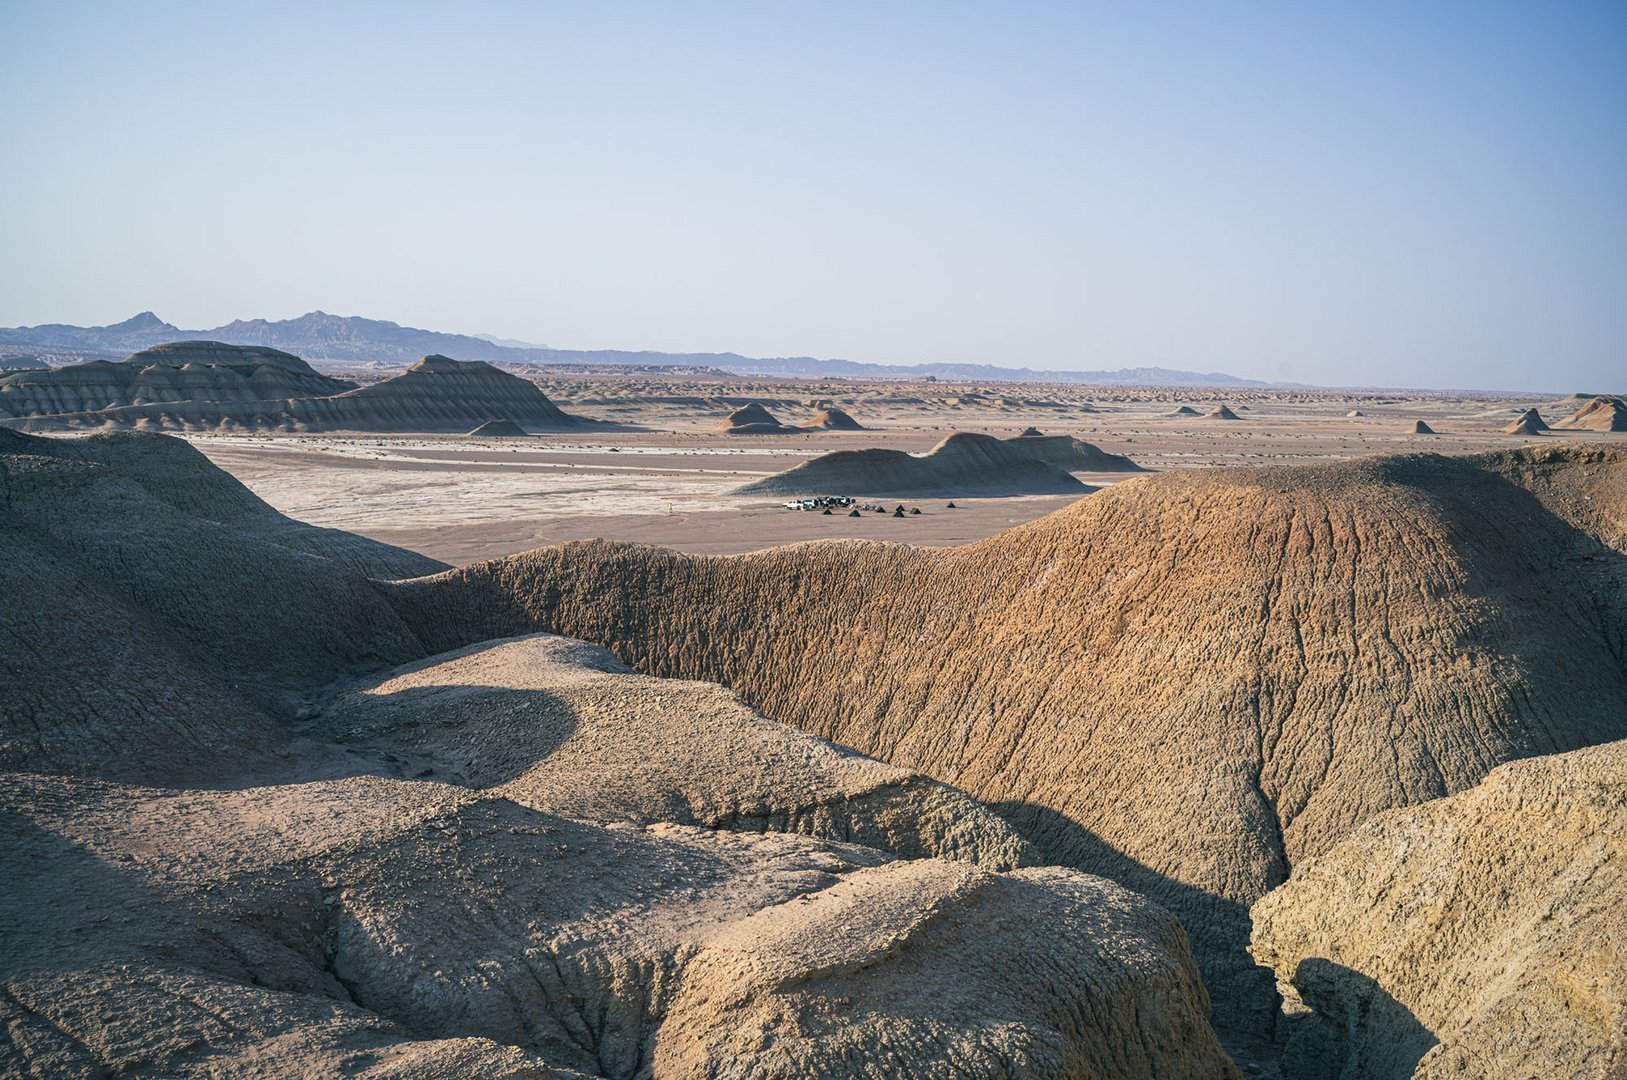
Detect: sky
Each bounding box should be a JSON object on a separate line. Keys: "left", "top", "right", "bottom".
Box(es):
{"left": 1, "top": 2, "right": 1622, "bottom": 390}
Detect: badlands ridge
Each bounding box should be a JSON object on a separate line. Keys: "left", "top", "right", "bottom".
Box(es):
{"left": 2, "top": 425, "right": 1624, "bottom": 1078}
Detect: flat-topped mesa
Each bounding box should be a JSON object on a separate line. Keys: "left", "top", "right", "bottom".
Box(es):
{"left": 1553, "top": 394, "right": 1627, "bottom": 432}
{"left": 386, "top": 446, "right": 1627, "bottom": 1038}
{"left": 0, "top": 340, "right": 354, "bottom": 421}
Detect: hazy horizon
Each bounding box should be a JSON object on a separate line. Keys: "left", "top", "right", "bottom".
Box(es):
{"left": 3, "top": 2, "right": 1622, "bottom": 392}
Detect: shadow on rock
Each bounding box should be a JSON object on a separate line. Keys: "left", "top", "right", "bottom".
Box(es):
{"left": 990, "top": 799, "right": 1282, "bottom": 1048}
{"left": 1279, "top": 957, "right": 1437, "bottom": 1080}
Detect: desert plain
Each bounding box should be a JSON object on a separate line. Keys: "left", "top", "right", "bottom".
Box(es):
{"left": 182, "top": 375, "right": 1610, "bottom": 562}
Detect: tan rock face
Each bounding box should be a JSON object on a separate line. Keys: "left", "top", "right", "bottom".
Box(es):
{"left": 1, "top": 774, "right": 1234, "bottom": 1079}
{"left": 317, "top": 633, "right": 1035, "bottom": 869}
{"left": 387, "top": 447, "right": 1627, "bottom": 1034}
{"left": 1250, "top": 738, "right": 1627, "bottom": 1080}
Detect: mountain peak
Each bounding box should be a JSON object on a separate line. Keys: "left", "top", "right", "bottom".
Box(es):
{"left": 110, "top": 311, "right": 177, "bottom": 332}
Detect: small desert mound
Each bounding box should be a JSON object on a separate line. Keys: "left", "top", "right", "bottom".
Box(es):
{"left": 318, "top": 633, "right": 1033, "bottom": 868}
{"left": 1502, "top": 408, "right": 1549, "bottom": 436}
{"left": 1251, "top": 738, "right": 1627, "bottom": 1080}
{"left": 466, "top": 418, "right": 528, "bottom": 437}
{"left": 731, "top": 431, "right": 1098, "bottom": 497}
{"left": 1012, "top": 432, "right": 1143, "bottom": 471}
{"left": 803, "top": 406, "right": 864, "bottom": 430}
{"left": 1553, "top": 394, "right": 1627, "bottom": 432}
{"left": 1346, "top": 409, "right": 1364, "bottom": 417}
{"left": 715, "top": 402, "right": 794, "bottom": 433}
{"left": 1169, "top": 405, "right": 1201, "bottom": 416}
{"left": 1019, "top": 425, "right": 1045, "bottom": 436}
{"left": 1206, "top": 405, "right": 1241, "bottom": 420}
{"left": 1, "top": 773, "right": 1233, "bottom": 1078}
{"left": 1411, "top": 420, "right": 1437, "bottom": 434}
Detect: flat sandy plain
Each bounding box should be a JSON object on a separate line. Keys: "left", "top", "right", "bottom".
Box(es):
{"left": 186, "top": 375, "right": 1620, "bottom": 564}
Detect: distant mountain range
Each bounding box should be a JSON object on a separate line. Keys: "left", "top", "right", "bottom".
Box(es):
{"left": 0, "top": 311, "right": 1272, "bottom": 387}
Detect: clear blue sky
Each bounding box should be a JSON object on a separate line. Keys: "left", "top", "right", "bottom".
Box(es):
{"left": 2, "top": 1, "right": 1622, "bottom": 389}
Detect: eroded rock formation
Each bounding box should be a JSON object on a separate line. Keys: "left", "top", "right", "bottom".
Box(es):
{"left": 1251, "top": 738, "right": 1627, "bottom": 1079}
{"left": 388, "top": 447, "right": 1627, "bottom": 1035}
{"left": 317, "top": 634, "right": 1035, "bottom": 868}
{"left": 0, "top": 427, "right": 1235, "bottom": 1077}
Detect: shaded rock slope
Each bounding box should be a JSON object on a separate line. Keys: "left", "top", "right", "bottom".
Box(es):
{"left": 316, "top": 633, "right": 1035, "bottom": 869}
{"left": 1251, "top": 738, "right": 1627, "bottom": 1080}
{"left": 733, "top": 431, "right": 1118, "bottom": 496}
{"left": 1, "top": 427, "right": 1235, "bottom": 1077}
{"left": 0, "top": 429, "right": 442, "bottom": 781}
{"left": 388, "top": 446, "right": 1627, "bottom": 1034}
